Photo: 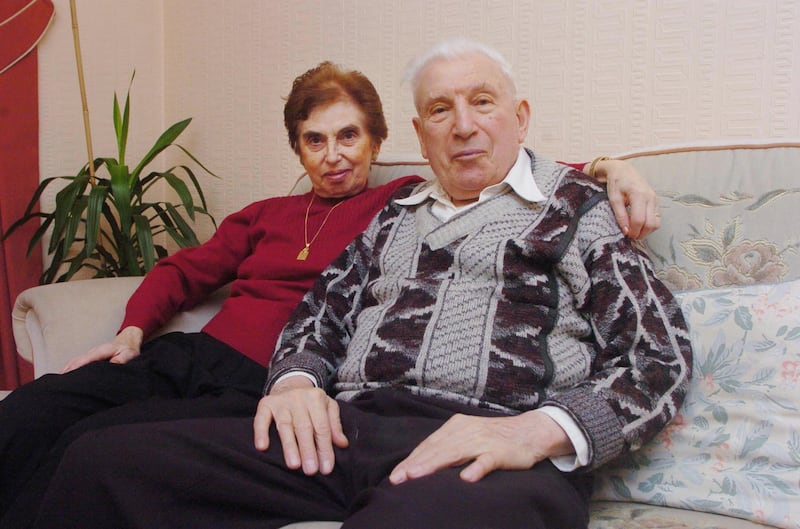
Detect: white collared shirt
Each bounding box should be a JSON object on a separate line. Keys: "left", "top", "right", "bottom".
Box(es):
{"left": 395, "top": 147, "right": 547, "bottom": 221}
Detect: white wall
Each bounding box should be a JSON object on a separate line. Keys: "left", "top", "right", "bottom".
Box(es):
{"left": 38, "top": 0, "right": 164, "bottom": 207}
{"left": 39, "top": 0, "right": 800, "bottom": 246}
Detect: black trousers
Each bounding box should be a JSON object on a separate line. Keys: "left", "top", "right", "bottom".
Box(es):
{"left": 31, "top": 389, "right": 592, "bottom": 529}
{"left": 0, "top": 332, "right": 266, "bottom": 529}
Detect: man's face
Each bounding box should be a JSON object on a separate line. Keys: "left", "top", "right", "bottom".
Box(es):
{"left": 412, "top": 53, "right": 530, "bottom": 205}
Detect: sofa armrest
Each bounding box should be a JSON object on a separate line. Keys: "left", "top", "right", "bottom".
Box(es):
{"left": 12, "top": 277, "right": 229, "bottom": 378}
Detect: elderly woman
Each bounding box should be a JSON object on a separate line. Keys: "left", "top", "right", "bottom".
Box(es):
{"left": 0, "top": 61, "right": 656, "bottom": 528}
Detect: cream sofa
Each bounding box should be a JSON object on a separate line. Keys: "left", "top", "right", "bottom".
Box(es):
{"left": 9, "top": 142, "right": 800, "bottom": 528}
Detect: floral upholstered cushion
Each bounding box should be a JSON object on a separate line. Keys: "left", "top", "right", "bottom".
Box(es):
{"left": 588, "top": 501, "right": 774, "bottom": 528}
{"left": 592, "top": 279, "right": 800, "bottom": 529}
{"left": 620, "top": 143, "right": 800, "bottom": 291}
{"left": 645, "top": 187, "right": 800, "bottom": 291}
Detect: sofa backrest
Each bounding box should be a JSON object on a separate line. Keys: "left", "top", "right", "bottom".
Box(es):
{"left": 291, "top": 141, "right": 800, "bottom": 292}
{"left": 620, "top": 141, "right": 800, "bottom": 291}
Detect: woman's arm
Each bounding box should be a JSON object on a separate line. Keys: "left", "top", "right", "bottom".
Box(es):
{"left": 588, "top": 158, "right": 660, "bottom": 239}
{"left": 575, "top": 157, "right": 660, "bottom": 239}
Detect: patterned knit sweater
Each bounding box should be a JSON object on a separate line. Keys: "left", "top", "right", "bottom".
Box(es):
{"left": 267, "top": 151, "right": 692, "bottom": 469}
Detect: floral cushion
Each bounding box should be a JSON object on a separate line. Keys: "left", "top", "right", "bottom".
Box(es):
{"left": 592, "top": 279, "right": 800, "bottom": 529}
{"left": 644, "top": 187, "right": 800, "bottom": 291}
{"left": 621, "top": 144, "right": 800, "bottom": 292}
{"left": 588, "top": 501, "right": 773, "bottom": 528}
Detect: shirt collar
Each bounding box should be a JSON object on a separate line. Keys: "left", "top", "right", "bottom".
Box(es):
{"left": 395, "top": 147, "right": 547, "bottom": 208}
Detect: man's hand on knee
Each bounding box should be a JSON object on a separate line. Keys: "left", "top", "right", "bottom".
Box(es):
{"left": 253, "top": 378, "right": 348, "bottom": 476}
{"left": 389, "top": 410, "right": 574, "bottom": 484}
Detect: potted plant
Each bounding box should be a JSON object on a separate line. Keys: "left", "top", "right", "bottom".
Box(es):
{"left": 3, "top": 80, "right": 217, "bottom": 283}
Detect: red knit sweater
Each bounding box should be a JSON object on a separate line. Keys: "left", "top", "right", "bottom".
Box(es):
{"left": 121, "top": 175, "right": 423, "bottom": 366}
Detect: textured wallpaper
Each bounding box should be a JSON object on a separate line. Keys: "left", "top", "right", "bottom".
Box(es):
{"left": 38, "top": 0, "right": 800, "bottom": 246}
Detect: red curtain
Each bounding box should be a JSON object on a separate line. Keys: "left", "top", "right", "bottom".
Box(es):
{"left": 0, "top": 0, "right": 54, "bottom": 389}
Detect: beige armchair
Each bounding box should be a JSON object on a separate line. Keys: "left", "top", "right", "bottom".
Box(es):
{"left": 12, "top": 276, "right": 229, "bottom": 377}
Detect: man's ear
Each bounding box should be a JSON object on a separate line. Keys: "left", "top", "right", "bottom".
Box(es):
{"left": 412, "top": 117, "right": 429, "bottom": 160}
{"left": 515, "top": 99, "right": 531, "bottom": 144}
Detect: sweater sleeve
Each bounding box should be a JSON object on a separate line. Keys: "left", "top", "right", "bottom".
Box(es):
{"left": 120, "top": 202, "right": 261, "bottom": 339}
{"left": 543, "top": 200, "right": 692, "bottom": 469}
{"left": 264, "top": 223, "right": 377, "bottom": 393}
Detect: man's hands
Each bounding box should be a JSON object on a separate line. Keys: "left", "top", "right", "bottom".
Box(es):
{"left": 590, "top": 159, "right": 661, "bottom": 240}
{"left": 253, "top": 376, "right": 348, "bottom": 476}
{"left": 61, "top": 326, "right": 144, "bottom": 373}
{"left": 253, "top": 383, "right": 573, "bottom": 483}
{"left": 390, "top": 410, "right": 574, "bottom": 484}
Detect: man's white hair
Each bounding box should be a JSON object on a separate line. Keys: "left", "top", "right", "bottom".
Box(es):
{"left": 404, "top": 38, "right": 517, "bottom": 107}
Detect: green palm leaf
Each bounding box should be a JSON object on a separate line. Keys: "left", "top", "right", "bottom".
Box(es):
{"left": 85, "top": 185, "right": 109, "bottom": 256}
{"left": 162, "top": 172, "right": 195, "bottom": 219}
{"left": 133, "top": 214, "right": 156, "bottom": 271}
{"left": 130, "top": 118, "right": 191, "bottom": 181}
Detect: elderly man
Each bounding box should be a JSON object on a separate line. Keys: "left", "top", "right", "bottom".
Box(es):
{"left": 30, "top": 40, "right": 691, "bottom": 529}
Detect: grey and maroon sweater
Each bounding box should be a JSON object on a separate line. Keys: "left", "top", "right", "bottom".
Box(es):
{"left": 267, "top": 149, "right": 692, "bottom": 469}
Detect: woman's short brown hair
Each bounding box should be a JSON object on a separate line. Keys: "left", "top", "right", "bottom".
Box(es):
{"left": 284, "top": 61, "right": 388, "bottom": 154}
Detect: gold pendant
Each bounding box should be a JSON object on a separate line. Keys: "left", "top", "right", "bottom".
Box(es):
{"left": 296, "top": 245, "right": 310, "bottom": 260}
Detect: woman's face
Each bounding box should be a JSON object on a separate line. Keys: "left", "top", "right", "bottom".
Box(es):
{"left": 297, "top": 99, "right": 379, "bottom": 198}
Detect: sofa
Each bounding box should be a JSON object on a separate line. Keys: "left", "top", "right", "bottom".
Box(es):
{"left": 9, "top": 141, "right": 800, "bottom": 528}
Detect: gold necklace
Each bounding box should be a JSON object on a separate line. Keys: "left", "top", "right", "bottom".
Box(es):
{"left": 296, "top": 194, "right": 344, "bottom": 260}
